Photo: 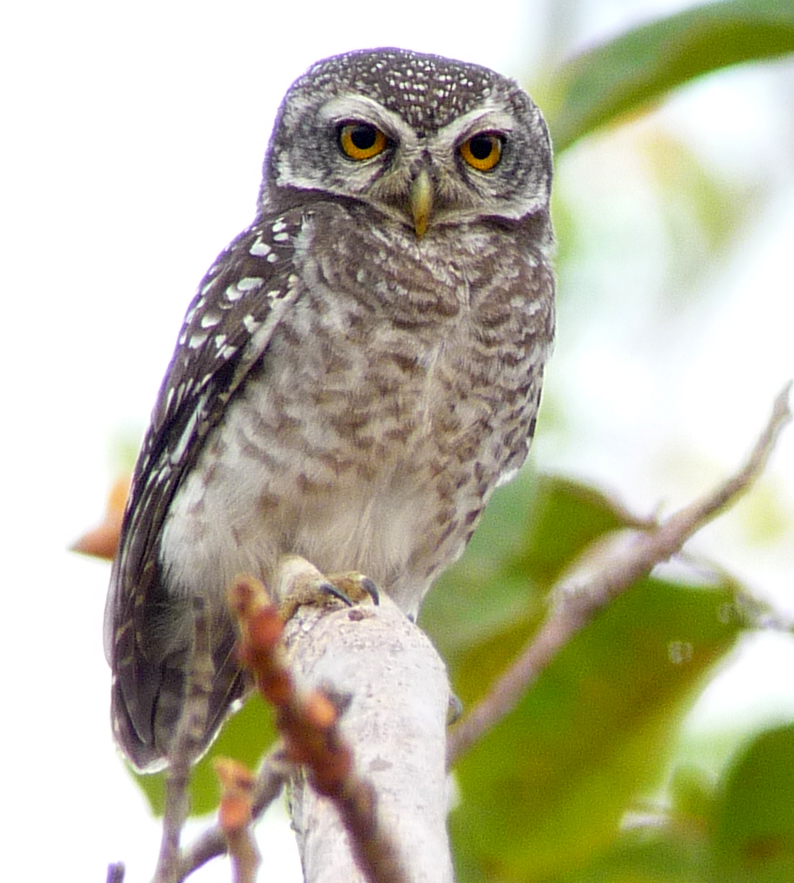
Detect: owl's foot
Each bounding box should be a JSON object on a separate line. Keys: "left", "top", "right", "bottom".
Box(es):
{"left": 323, "top": 572, "right": 380, "bottom": 607}
{"left": 274, "top": 555, "right": 380, "bottom": 621}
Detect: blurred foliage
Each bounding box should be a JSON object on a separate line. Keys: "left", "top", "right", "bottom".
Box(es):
{"left": 713, "top": 723, "right": 794, "bottom": 881}
{"left": 546, "top": 723, "right": 794, "bottom": 883}
{"left": 542, "top": 0, "right": 794, "bottom": 152}
{"left": 126, "top": 2, "right": 794, "bottom": 881}
{"left": 550, "top": 122, "right": 763, "bottom": 326}
{"left": 639, "top": 129, "right": 761, "bottom": 294}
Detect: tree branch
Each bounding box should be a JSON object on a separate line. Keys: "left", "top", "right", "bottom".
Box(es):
{"left": 229, "top": 568, "right": 455, "bottom": 883}
{"left": 448, "top": 383, "right": 791, "bottom": 765}
{"left": 225, "top": 560, "right": 454, "bottom": 883}
{"left": 286, "top": 596, "right": 454, "bottom": 883}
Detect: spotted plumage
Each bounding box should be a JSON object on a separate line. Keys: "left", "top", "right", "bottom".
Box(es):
{"left": 105, "top": 48, "right": 555, "bottom": 771}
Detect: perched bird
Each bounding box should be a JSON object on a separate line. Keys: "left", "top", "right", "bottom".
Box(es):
{"left": 105, "top": 48, "right": 555, "bottom": 771}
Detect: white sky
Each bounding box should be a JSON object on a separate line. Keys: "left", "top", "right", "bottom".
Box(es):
{"left": 2, "top": 1, "right": 792, "bottom": 880}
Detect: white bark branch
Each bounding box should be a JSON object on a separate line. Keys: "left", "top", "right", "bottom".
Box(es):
{"left": 284, "top": 595, "right": 455, "bottom": 883}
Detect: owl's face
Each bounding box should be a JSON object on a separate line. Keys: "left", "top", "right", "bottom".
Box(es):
{"left": 263, "top": 48, "right": 552, "bottom": 236}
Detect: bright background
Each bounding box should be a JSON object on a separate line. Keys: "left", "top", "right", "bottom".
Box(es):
{"left": 2, "top": 0, "right": 792, "bottom": 880}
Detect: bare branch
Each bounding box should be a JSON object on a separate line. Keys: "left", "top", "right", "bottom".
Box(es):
{"left": 229, "top": 571, "right": 423, "bottom": 883}
{"left": 448, "top": 383, "right": 791, "bottom": 765}
{"left": 153, "top": 596, "right": 214, "bottom": 883}
{"left": 286, "top": 595, "right": 453, "bottom": 883}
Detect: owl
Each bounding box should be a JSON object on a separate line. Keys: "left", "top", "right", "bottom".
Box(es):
{"left": 105, "top": 48, "right": 555, "bottom": 772}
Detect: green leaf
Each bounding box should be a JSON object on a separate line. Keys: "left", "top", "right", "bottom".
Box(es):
{"left": 544, "top": 0, "right": 794, "bottom": 152}
{"left": 132, "top": 691, "right": 277, "bottom": 816}
{"left": 449, "top": 577, "right": 743, "bottom": 882}
{"left": 713, "top": 722, "right": 794, "bottom": 882}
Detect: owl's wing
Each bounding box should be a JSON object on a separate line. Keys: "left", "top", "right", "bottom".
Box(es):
{"left": 106, "top": 207, "right": 306, "bottom": 770}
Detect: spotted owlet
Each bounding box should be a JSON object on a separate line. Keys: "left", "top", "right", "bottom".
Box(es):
{"left": 105, "top": 48, "right": 555, "bottom": 771}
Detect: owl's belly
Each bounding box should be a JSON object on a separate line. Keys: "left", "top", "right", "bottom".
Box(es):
{"left": 158, "top": 332, "right": 519, "bottom": 617}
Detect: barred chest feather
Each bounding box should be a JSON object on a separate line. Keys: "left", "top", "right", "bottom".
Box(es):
{"left": 159, "top": 214, "right": 553, "bottom": 619}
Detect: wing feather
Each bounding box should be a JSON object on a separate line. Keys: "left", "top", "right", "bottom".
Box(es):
{"left": 105, "top": 207, "right": 307, "bottom": 768}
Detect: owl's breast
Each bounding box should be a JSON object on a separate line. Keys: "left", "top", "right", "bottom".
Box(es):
{"left": 159, "top": 216, "right": 553, "bottom": 615}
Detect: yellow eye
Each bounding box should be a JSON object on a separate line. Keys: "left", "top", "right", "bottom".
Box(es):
{"left": 338, "top": 122, "right": 388, "bottom": 161}
{"left": 460, "top": 132, "right": 503, "bottom": 171}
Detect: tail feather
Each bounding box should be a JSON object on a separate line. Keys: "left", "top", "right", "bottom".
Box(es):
{"left": 111, "top": 617, "right": 247, "bottom": 772}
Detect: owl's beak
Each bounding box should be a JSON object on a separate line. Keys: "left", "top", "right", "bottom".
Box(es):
{"left": 410, "top": 169, "right": 433, "bottom": 239}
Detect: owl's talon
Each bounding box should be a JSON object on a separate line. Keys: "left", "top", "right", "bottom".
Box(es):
{"left": 324, "top": 572, "right": 381, "bottom": 608}
{"left": 319, "top": 581, "right": 355, "bottom": 607}
{"left": 361, "top": 577, "right": 380, "bottom": 606}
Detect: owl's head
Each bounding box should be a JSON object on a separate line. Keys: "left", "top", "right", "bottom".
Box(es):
{"left": 262, "top": 48, "right": 552, "bottom": 237}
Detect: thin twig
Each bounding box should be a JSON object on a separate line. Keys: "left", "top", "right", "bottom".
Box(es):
{"left": 448, "top": 383, "right": 791, "bottom": 765}
{"left": 175, "top": 746, "right": 290, "bottom": 882}
{"left": 154, "top": 596, "right": 215, "bottom": 883}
